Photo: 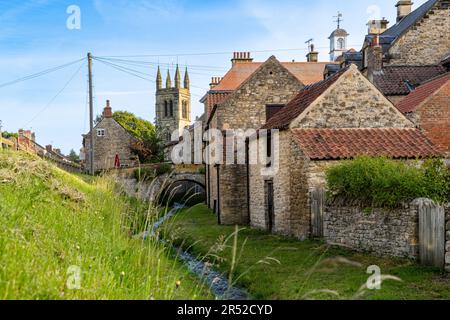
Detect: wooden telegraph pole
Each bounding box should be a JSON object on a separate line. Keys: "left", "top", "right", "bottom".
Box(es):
{"left": 87, "top": 53, "right": 94, "bottom": 175}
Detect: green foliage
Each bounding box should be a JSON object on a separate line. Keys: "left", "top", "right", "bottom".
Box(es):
{"left": 326, "top": 156, "right": 449, "bottom": 207}
{"left": 112, "top": 111, "right": 164, "bottom": 163}
{"left": 134, "top": 167, "right": 156, "bottom": 182}
{"left": 156, "top": 163, "right": 173, "bottom": 176}
{"left": 68, "top": 149, "right": 80, "bottom": 163}
{"left": 198, "top": 166, "right": 206, "bottom": 175}
{"left": 1, "top": 131, "right": 18, "bottom": 139}
{"left": 167, "top": 204, "right": 450, "bottom": 300}
{"left": 0, "top": 151, "right": 211, "bottom": 300}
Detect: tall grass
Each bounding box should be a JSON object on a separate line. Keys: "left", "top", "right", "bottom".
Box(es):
{"left": 0, "top": 151, "right": 211, "bottom": 300}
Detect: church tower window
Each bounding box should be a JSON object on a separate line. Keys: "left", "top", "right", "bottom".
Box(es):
{"left": 337, "top": 38, "right": 345, "bottom": 50}
{"left": 164, "top": 101, "right": 168, "bottom": 117}
{"left": 182, "top": 101, "right": 188, "bottom": 119}
{"left": 169, "top": 100, "right": 174, "bottom": 117}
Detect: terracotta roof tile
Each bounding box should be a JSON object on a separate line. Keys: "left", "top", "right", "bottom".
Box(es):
{"left": 291, "top": 128, "right": 443, "bottom": 160}
{"left": 373, "top": 65, "right": 447, "bottom": 96}
{"left": 397, "top": 72, "right": 450, "bottom": 113}
{"left": 262, "top": 67, "right": 348, "bottom": 130}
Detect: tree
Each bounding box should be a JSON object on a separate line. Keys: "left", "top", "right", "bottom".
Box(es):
{"left": 112, "top": 111, "right": 163, "bottom": 163}
{"left": 68, "top": 149, "right": 80, "bottom": 163}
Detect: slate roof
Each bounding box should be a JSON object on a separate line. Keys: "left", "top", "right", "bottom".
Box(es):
{"left": 382, "top": 0, "right": 439, "bottom": 41}
{"left": 291, "top": 128, "right": 443, "bottom": 160}
{"left": 396, "top": 72, "right": 450, "bottom": 113}
{"left": 262, "top": 67, "right": 348, "bottom": 130}
{"left": 373, "top": 65, "right": 447, "bottom": 96}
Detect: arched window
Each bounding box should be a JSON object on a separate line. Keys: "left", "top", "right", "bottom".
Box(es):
{"left": 182, "top": 101, "right": 188, "bottom": 119}
{"left": 169, "top": 100, "right": 174, "bottom": 117}
{"left": 164, "top": 101, "right": 168, "bottom": 117}
{"left": 337, "top": 38, "right": 345, "bottom": 50}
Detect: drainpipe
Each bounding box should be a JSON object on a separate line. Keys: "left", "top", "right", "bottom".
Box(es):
{"left": 246, "top": 138, "right": 250, "bottom": 224}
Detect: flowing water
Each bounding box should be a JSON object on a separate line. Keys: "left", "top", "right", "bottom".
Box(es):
{"left": 145, "top": 204, "right": 250, "bottom": 300}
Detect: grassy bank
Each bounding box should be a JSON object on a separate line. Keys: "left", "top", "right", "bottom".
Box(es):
{"left": 0, "top": 151, "right": 211, "bottom": 300}
{"left": 167, "top": 204, "right": 450, "bottom": 300}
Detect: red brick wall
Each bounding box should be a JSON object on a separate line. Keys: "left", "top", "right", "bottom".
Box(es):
{"left": 417, "top": 82, "right": 450, "bottom": 153}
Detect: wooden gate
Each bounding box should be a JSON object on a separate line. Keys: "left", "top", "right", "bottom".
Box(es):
{"left": 418, "top": 199, "right": 445, "bottom": 269}
{"left": 311, "top": 188, "right": 325, "bottom": 238}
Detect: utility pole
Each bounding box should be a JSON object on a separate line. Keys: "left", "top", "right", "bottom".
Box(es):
{"left": 87, "top": 52, "right": 94, "bottom": 175}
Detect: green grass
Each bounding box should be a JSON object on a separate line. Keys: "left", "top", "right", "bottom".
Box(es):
{"left": 167, "top": 204, "right": 450, "bottom": 300}
{"left": 0, "top": 151, "right": 212, "bottom": 300}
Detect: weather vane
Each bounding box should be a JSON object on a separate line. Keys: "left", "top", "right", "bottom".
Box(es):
{"left": 334, "top": 12, "right": 343, "bottom": 29}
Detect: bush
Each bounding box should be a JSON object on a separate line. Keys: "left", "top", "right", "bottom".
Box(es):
{"left": 134, "top": 167, "right": 156, "bottom": 182}
{"left": 326, "top": 156, "right": 449, "bottom": 208}
{"left": 156, "top": 163, "right": 172, "bottom": 176}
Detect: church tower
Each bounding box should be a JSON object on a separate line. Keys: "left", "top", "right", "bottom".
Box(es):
{"left": 155, "top": 65, "right": 191, "bottom": 144}
{"left": 329, "top": 12, "right": 349, "bottom": 61}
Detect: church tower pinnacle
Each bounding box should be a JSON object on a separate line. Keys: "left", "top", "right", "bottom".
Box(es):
{"left": 184, "top": 67, "right": 190, "bottom": 89}
{"left": 156, "top": 66, "right": 162, "bottom": 90}
{"left": 175, "top": 64, "right": 181, "bottom": 89}
{"left": 166, "top": 69, "right": 172, "bottom": 88}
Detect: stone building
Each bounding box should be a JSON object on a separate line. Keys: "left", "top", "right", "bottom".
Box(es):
{"left": 203, "top": 52, "right": 332, "bottom": 225}
{"left": 397, "top": 72, "right": 450, "bottom": 153}
{"left": 248, "top": 64, "right": 442, "bottom": 239}
{"left": 325, "top": 0, "right": 450, "bottom": 104}
{"left": 155, "top": 65, "right": 191, "bottom": 146}
{"left": 82, "top": 100, "right": 139, "bottom": 173}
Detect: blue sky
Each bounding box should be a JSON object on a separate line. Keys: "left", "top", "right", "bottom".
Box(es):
{"left": 0, "top": 0, "right": 427, "bottom": 154}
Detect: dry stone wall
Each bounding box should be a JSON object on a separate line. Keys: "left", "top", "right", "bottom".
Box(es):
{"left": 323, "top": 203, "right": 419, "bottom": 258}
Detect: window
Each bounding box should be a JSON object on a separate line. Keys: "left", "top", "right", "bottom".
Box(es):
{"left": 337, "top": 38, "right": 345, "bottom": 50}
{"left": 97, "top": 129, "right": 105, "bottom": 137}
{"left": 169, "top": 100, "right": 174, "bottom": 117}
{"left": 266, "top": 104, "right": 285, "bottom": 121}
{"left": 164, "top": 101, "right": 168, "bottom": 117}
{"left": 182, "top": 101, "right": 188, "bottom": 119}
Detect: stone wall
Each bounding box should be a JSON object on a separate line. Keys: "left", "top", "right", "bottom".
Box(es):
{"left": 292, "top": 66, "right": 414, "bottom": 129}
{"left": 249, "top": 131, "right": 312, "bottom": 239}
{"left": 323, "top": 204, "right": 419, "bottom": 258}
{"left": 385, "top": 1, "right": 450, "bottom": 67}
{"left": 446, "top": 204, "right": 450, "bottom": 272}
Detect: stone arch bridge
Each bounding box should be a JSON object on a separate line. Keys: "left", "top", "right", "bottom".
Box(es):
{"left": 114, "top": 164, "right": 205, "bottom": 203}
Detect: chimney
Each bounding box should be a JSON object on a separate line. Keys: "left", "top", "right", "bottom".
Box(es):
{"left": 209, "top": 77, "right": 222, "bottom": 89}
{"left": 46, "top": 145, "right": 53, "bottom": 152}
{"left": 396, "top": 1, "right": 413, "bottom": 22}
{"left": 367, "top": 35, "right": 384, "bottom": 82}
{"left": 102, "top": 100, "right": 113, "bottom": 118}
{"left": 306, "top": 44, "right": 319, "bottom": 63}
{"left": 231, "top": 52, "right": 253, "bottom": 66}
{"left": 367, "top": 18, "right": 389, "bottom": 35}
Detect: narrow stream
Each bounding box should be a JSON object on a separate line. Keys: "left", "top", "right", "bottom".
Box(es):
{"left": 144, "top": 204, "right": 250, "bottom": 300}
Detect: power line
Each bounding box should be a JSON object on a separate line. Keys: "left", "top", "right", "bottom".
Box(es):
{"left": 23, "top": 60, "right": 86, "bottom": 128}
{"left": 96, "top": 46, "right": 363, "bottom": 59}
{"left": 0, "top": 57, "right": 85, "bottom": 90}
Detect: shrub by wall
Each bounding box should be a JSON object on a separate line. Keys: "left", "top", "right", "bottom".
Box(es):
{"left": 326, "top": 156, "right": 449, "bottom": 208}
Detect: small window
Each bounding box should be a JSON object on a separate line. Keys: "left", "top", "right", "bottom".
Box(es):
{"left": 169, "top": 101, "right": 174, "bottom": 117}
{"left": 164, "top": 101, "right": 168, "bottom": 117}
{"left": 266, "top": 104, "right": 285, "bottom": 121}
{"left": 337, "top": 38, "right": 345, "bottom": 50}
{"left": 97, "top": 129, "right": 105, "bottom": 137}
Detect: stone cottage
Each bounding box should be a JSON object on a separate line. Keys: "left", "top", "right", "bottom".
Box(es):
{"left": 203, "top": 52, "right": 333, "bottom": 225}
{"left": 397, "top": 72, "right": 450, "bottom": 154}
{"left": 82, "top": 100, "right": 139, "bottom": 173}
{"left": 248, "top": 64, "right": 442, "bottom": 239}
